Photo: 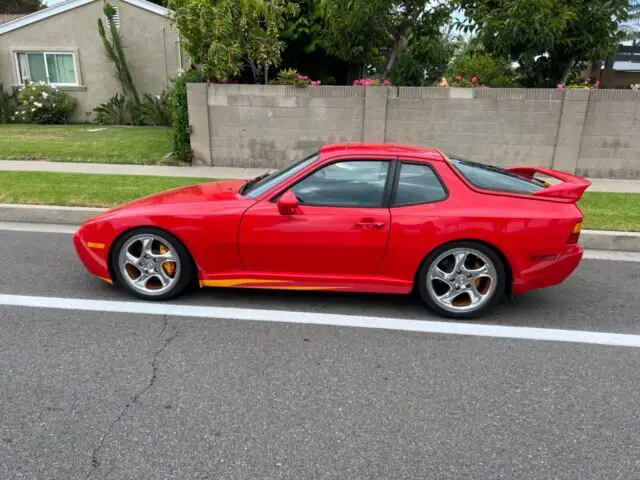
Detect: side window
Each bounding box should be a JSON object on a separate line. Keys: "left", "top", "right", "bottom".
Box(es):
{"left": 291, "top": 160, "right": 389, "bottom": 207}
{"left": 393, "top": 163, "right": 447, "bottom": 206}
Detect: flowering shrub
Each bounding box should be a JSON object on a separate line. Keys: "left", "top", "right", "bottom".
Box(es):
{"left": 353, "top": 78, "right": 391, "bottom": 87}
{"left": 272, "top": 69, "right": 321, "bottom": 88}
{"left": 15, "top": 82, "right": 76, "bottom": 124}
{"left": 558, "top": 80, "right": 600, "bottom": 90}
{"left": 439, "top": 75, "right": 483, "bottom": 88}
{"left": 210, "top": 78, "right": 240, "bottom": 84}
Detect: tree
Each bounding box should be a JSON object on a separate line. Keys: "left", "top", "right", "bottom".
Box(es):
{"left": 277, "top": 0, "right": 353, "bottom": 84}
{"left": 455, "top": 0, "right": 632, "bottom": 86}
{"left": 622, "top": 0, "right": 640, "bottom": 40}
{"left": 167, "top": 0, "right": 299, "bottom": 82}
{"left": 0, "top": 0, "right": 43, "bottom": 13}
{"left": 98, "top": 3, "right": 140, "bottom": 104}
{"left": 446, "top": 38, "right": 519, "bottom": 87}
{"left": 318, "top": 0, "right": 452, "bottom": 77}
{"left": 391, "top": 33, "right": 454, "bottom": 86}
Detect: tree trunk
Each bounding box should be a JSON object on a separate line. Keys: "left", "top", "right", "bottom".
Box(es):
{"left": 247, "top": 59, "right": 259, "bottom": 84}
{"left": 385, "top": 39, "right": 403, "bottom": 76}
{"left": 264, "top": 63, "right": 268, "bottom": 84}
{"left": 559, "top": 58, "right": 575, "bottom": 85}
{"left": 384, "top": 27, "right": 412, "bottom": 77}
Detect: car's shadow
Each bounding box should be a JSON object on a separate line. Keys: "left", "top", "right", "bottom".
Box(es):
{"left": 178, "top": 284, "right": 548, "bottom": 325}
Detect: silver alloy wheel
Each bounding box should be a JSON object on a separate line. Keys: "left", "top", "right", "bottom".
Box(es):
{"left": 426, "top": 247, "right": 497, "bottom": 313}
{"left": 118, "top": 233, "right": 181, "bottom": 296}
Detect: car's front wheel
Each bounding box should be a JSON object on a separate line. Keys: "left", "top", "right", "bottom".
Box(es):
{"left": 111, "top": 227, "right": 194, "bottom": 301}
{"left": 417, "top": 241, "right": 506, "bottom": 319}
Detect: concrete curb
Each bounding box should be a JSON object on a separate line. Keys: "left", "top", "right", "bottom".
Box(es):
{"left": 0, "top": 204, "right": 104, "bottom": 225}
{"left": 1, "top": 204, "right": 639, "bottom": 252}
{"left": 579, "top": 229, "right": 640, "bottom": 252}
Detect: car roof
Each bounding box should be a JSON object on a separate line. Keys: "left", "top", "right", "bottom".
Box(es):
{"left": 320, "top": 143, "right": 445, "bottom": 162}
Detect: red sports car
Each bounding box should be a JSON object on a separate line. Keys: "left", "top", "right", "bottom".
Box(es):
{"left": 74, "top": 143, "right": 590, "bottom": 319}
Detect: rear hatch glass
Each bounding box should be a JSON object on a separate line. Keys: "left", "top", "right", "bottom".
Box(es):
{"left": 449, "top": 157, "right": 545, "bottom": 195}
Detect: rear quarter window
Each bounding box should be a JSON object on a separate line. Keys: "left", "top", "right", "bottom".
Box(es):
{"left": 450, "top": 158, "right": 544, "bottom": 195}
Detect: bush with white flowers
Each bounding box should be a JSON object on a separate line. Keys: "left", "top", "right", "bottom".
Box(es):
{"left": 15, "top": 81, "right": 76, "bottom": 124}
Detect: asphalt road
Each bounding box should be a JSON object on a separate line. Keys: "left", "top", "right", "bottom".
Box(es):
{"left": 2, "top": 228, "right": 640, "bottom": 479}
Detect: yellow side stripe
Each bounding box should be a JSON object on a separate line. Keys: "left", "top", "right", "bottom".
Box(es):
{"left": 199, "top": 279, "right": 350, "bottom": 291}
{"left": 240, "top": 286, "right": 350, "bottom": 291}
{"left": 200, "top": 279, "right": 289, "bottom": 288}
{"left": 98, "top": 276, "right": 113, "bottom": 284}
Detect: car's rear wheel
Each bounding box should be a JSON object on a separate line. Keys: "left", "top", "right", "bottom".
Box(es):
{"left": 417, "top": 241, "right": 506, "bottom": 319}
{"left": 111, "top": 228, "right": 194, "bottom": 301}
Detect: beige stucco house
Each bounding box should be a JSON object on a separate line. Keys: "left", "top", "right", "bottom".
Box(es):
{"left": 0, "top": 0, "right": 184, "bottom": 121}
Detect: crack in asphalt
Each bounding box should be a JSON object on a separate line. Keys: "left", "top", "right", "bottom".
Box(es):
{"left": 85, "top": 315, "right": 179, "bottom": 479}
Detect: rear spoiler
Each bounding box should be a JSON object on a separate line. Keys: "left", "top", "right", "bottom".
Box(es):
{"left": 506, "top": 166, "right": 591, "bottom": 202}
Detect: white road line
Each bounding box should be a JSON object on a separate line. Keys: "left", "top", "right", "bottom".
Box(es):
{"left": 1, "top": 293, "right": 640, "bottom": 348}
{"left": 1, "top": 222, "right": 640, "bottom": 261}
{"left": 0, "top": 221, "right": 77, "bottom": 234}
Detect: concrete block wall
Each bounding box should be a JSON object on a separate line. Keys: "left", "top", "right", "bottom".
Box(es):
{"left": 187, "top": 84, "right": 640, "bottom": 178}
{"left": 188, "top": 84, "right": 366, "bottom": 168}
{"left": 386, "top": 88, "right": 563, "bottom": 167}
{"left": 577, "top": 89, "right": 640, "bottom": 179}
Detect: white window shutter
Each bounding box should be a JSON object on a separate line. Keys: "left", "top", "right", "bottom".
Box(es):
{"left": 106, "top": 6, "right": 120, "bottom": 29}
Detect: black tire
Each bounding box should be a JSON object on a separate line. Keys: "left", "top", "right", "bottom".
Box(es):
{"left": 417, "top": 241, "right": 506, "bottom": 319}
{"left": 110, "top": 227, "right": 195, "bottom": 301}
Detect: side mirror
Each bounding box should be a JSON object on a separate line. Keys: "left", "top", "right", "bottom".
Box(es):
{"left": 277, "top": 191, "right": 299, "bottom": 215}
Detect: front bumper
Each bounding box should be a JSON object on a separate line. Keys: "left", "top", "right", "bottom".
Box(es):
{"left": 512, "top": 244, "right": 583, "bottom": 295}
{"left": 73, "top": 229, "right": 112, "bottom": 282}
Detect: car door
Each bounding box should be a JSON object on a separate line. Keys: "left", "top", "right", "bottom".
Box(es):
{"left": 238, "top": 159, "right": 393, "bottom": 276}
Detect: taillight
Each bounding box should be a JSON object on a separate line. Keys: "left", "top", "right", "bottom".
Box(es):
{"left": 568, "top": 222, "right": 582, "bottom": 244}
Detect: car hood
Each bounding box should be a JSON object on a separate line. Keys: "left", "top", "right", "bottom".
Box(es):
{"left": 116, "top": 179, "right": 246, "bottom": 209}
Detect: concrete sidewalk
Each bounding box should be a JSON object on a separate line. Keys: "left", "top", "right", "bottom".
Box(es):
{"left": 1, "top": 160, "right": 640, "bottom": 192}
{"left": 0, "top": 160, "right": 266, "bottom": 180}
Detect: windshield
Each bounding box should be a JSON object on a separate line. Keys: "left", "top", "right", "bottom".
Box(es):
{"left": 449, "top": 157, "right": 544, "bottom": 195}
{"left": 242, "top": 152, "right": 319, "bottom": 198}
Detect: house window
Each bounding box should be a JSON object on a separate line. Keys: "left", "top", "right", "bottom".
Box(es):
{"left": 15, "top": 52, "right": 78, "bottom": 86}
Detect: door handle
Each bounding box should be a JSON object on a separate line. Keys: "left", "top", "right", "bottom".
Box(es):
{"left": 355, "top": 221, "right": 385, "bottom": 229}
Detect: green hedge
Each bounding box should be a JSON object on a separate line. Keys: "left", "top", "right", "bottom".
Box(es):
{"left": 171, "top": 70, "right": 206, "bottom": 163}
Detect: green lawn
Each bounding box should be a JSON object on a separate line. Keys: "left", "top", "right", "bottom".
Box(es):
{"left": 0, "top": 124, "right": 174, "bottom": 165}
{"left": 579, "top": 192, "right": 640, "bottom": 232}
{"left": 0, "top": 172, "right": 213, "bottom": 208}
{"left": 0, "top": 171, "right": 638, "bottom": 231}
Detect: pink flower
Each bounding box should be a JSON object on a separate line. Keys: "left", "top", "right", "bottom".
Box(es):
{"left": 595, "top": 80, "right": 600, "bottom": 85}
{"left": 316, "top": 80, "right": 321, "bottom": 85}
{"left": 353, "top": 80, "right": 359, "bottom": 86}
{"left": 221, "top": 79, "right": 228, "bottom": 84}
{"left": 302, "top": 75, "right": 309, "bottom": 81}
{"left": 383, "top": 79, "right": 390, "bottom": 86}
{"left": 557, "top": 83, "right": 564, "bottom": 90}
{"left": 471, "top": 76, "right": 478, "bottom": 84}
{"left": 455, "top": 75, "right": 462, "bottom": 81}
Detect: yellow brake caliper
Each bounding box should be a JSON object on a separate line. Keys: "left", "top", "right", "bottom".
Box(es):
{"left": 159, "top": 245, "right": 176, "bottom": 277}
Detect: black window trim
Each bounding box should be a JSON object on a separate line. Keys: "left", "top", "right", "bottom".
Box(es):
{"left": 270, "top": 157, "right": 397, "bottom": 209}
{"left": 389, "top": 160, "right": 449, "bottom": 208}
